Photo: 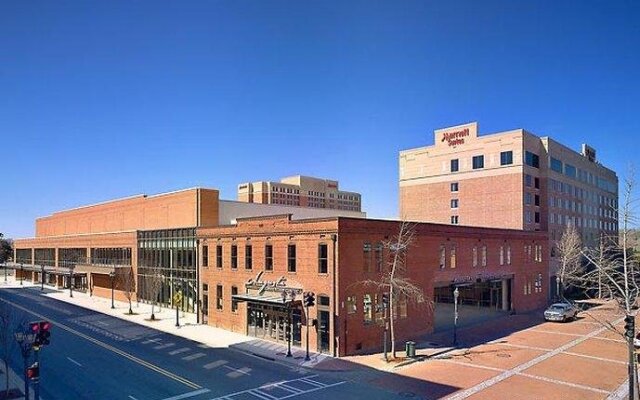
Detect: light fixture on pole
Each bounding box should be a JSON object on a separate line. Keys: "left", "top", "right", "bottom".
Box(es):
{"left": 109, "top": 271, "right": 115, "bottom": 309}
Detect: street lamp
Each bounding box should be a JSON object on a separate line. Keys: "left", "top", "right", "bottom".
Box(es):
{"left": 69, "top": 265, "right": 75, "bottom": 298}
{"left": 109, "top": 271, "right": 115, "bottom": 309}
{"left": 281, "top": 290, "right": 296, "bottom": 358}
{"left": 453, "top": 287, "right": 460, "bottom": 347}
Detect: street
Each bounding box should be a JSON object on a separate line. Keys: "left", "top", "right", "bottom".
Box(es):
{"left": 0, "top": 286, "right": 407, "bottom": 400}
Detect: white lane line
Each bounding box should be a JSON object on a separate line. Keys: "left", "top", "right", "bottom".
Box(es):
{"left": 169, "top": 347, "right": 191, "bottom": 356}
{"left": 160, "top": 388, "right": 211, "bottom": 400}
{"left": 203, "top": 360, "right": 228, "bottom": 369}
{"left": 223, "top": 365, "right": 251, "bottom": 376}
{"left": 128, "top": 396, "right": 138, "bottom": 400}
{"left": 278, "top": 383, "right": 303, "bottom": 394}
{"left": 279, "top": 381, "right": 346, "bottom": 399}
{"left": 445, "top": 316, "right": 625, "bottom": 400}
{"left": 249, "top": 389, "right": 277, "bottom": 400}
{"left": 518, "top": 373, "right": 610, "bottom": 394}
{"left": 182, "top": 353, "right": 206, "bottom": 361}
{"left": 154, "top": 343, "right": 175, "bottom": 350}
{"left": 67, "top": 357, "right": 82, "bottom": 367}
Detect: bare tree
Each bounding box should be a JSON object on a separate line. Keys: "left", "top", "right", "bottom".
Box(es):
{"left": 147, "top": 265, "right": 163, "bottom": 321}
{"left": 555, "top": 224, "right": 582, "bottom": 300}
{"left": 361, "top": 221, "right": 426, "bottom": 359}
{"left": 119, "top": 267, "right": 136, "bottom": 315}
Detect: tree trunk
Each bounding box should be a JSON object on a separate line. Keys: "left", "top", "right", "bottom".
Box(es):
{"left": 390, "top": 286, "right": 396, "bottom": 358}
{"left": 151, "top": 303, "right": 155, "bottom": 320}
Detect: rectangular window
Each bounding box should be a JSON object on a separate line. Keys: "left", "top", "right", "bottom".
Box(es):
{"left": 202, "top": 245, "right": 209, "bottom": 267}
{"left": 499, "top": 246, "right": 504, "bottom": 265}
{"left": 525, "top": 174, "right": 532, "bottom": 187}
{"left": 525, "top": 151, "right": 539, "bottom": 168}
{"left": 216, "top": 245, "right": 223, "bottom": 269}
{"left": 346, "top": 295, "right": 356, "bottom": 314}
{"left": 565, "top": 163, "right": 577, "bottom": 179}
{"left": 450, "top": 246, "right": 456, "bottom": 268}
{"left": 265, "top": 244, "right": 273, "bottom": 271}
{"left": 481, "top": 245, "right": 487, "bottom": 267}
{"left": 451, "top": 215, "right": 459, "bottom": 225}
{"left": 231, "top": 245, "right": 238, "bottom": 269}
{"left": 363, "top": 242, "right": 372, "bottom": 272}
{"left": 472, "top": 246, "right": 478, "bottom": 267}
{"left": 472, "top": 155, "right": 484, "bottom": 169}
{"left": 231, "top": 286, "right": 238, "bottom": 312}
{"left": 287, "top": 244, "right": 296, "bottom": 272}
{"left": 551, "top": 157, "right": 563, "bottom": 173}
{"left": 451, "top": 182, "right": 459, "bottom": 192}
{"left": 500, "top": 151, "right": 513, "bottom": 166}
{"left": 534, "top": 212, "right": 540, "bottom": 223}
{"left": 451, "top": 199, "right": 459, "bottom": 209}
{"left": 318, "top": 243, "right": 328, "bottom": 274}
{"left": 507, "top": 245, "right": 511, "bottom": 265}
{"left": 534, "top": 194, "right": 540, "bottom": 206}
{"left": 245, "top": 245, "right": 252, "bottom": 270}
{"left": 534, "top": 177, "right": 540, "bottom": 189}
{"left": 375, "top": 243, "right": 383, "bottom": 272}
{"left": 216, "top": 284, "right": 223, "bottom": 310}
{"left": 451, "top": 159, "right": 459, "bottom": 172}
{"left": 363, "top": 294, "right": 373, "bottom": 323}
{"left": 525, "top": 192, "right": 532, "bottom": 205}
{"left": 439, "top": 245, "right": 446, "bottom": 269}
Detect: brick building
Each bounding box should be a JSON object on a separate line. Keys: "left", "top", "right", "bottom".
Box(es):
{"left": 399, "top": 122, "right": 618, "bottom": 296}
{"left": 237, "top": 175, "right": 361, "bottom": 211}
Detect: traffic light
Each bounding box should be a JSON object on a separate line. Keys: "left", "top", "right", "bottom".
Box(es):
{"left": 26, "top": 362, "right": 39, "bottom": 380}
{"left": 304, "top": 292, "right": 315, "bottom": 308}
{"left": 38, "top": 321, "right": 51, "bottom": 346}
{"left": 624, "top": 315, "right": 635, "bottom": 338}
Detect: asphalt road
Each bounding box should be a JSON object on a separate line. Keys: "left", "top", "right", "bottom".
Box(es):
{"left": 0, "top": 287, "right": 403, "bottom": 400}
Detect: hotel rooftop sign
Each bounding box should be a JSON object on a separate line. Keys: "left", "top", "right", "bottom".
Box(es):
{"left": 435, "top": 122, "right": 478, "bottom": 148}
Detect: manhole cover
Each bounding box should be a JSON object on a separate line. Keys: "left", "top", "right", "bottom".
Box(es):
{"left": 496, "top": 353, "right": 511, "bottom": 358}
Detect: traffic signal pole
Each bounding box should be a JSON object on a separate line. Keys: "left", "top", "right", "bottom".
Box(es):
{"left": 33, "top": 348, "right": 40, "bottom": 400}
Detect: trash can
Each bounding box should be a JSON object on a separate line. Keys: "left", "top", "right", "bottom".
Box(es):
{"left": 405, "top": 341, "right": 416, "bottom": 358}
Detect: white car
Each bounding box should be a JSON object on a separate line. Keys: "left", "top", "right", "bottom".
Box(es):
{"left": 544, "top": 303, "right": 578, "bottom": 322}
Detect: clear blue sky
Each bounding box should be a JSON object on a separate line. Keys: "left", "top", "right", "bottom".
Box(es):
{"left": 1, "top": 1, "right": 639, "bottom": 238}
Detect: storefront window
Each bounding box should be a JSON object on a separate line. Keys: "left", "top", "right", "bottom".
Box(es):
{"left": 363, "top": 294, "right": 373, "bottom": 323}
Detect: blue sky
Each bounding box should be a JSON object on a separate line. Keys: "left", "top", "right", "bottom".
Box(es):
{"left": 1, "top": 1, "right": 638, "bottom": 238}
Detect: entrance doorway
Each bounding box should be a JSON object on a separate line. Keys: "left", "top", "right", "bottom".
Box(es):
{"left": 247, "top": 303, "right": 301, "bottom": 346}
{"left": 318, "top": 310, "right": 330, "bottom": 353}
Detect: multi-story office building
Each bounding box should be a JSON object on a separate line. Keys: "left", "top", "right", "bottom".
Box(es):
{"left": 399, "top": 122, "right": 618, "bottom": 295}
{"left": 237, "top": 175, "right": 361, "bottom": 211}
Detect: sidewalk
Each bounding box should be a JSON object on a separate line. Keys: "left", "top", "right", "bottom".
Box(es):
{"left": 0, "top": 277, "right": 354, "bottom": 372}
{"left": 0, "top": 359, "right": 27, "bottom": 400}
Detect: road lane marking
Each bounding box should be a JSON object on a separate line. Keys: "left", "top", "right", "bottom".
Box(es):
{"left": 128, "top": 396, "right": 138, "bottom": 400}
{"left": 249, "top": 389, "right": 276, "bottom": 400}
{"left": 154, "top": 343, "right": 176, "bottom": 350}
{"left": 445, "top": 315, "right": 625, "bottom": 400}
{"left": 210, "top": 375, "right": 346, "bottom": 400}
{"left": 142, "top": 338, "right": 162, "bottom": 344}
{"left": 169, "top": 347, "right": 191, "bottom": 356}
{"left": 223, "top": 365, "right": 251, "bottom": 376}
{"left": 182, "top": 353, "right": 206, "bottom": 361}
{"left": 66, "top": 357, "right": 82, "bottom": 367}
{"left": 203, "top": 360, "right": 227, "bottom": 369}
{"left": 0, "top": 297, "right": 201, "bottom": 390}
{"left": 160, "top": 388, "right": 211, "bottom": 400}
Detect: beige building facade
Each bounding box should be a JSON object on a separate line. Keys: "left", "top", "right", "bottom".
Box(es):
{"left": 237, "top": 175, "right": 361, "bottom": 211}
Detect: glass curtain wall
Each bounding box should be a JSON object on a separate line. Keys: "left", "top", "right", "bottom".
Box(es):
{"left": 137, "top": 228, "right": 197, "bottom": 312}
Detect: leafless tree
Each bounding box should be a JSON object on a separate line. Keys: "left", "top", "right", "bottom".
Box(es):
{"left": 361, "top": 221, "right": 426, "bottom": 359}
{"left": 147, "top": 265, "right": 163, "bottom": 321}
{"left": 119, "top": 267, "right": 136, "bottom": 315}
{"left": 555, "top": 224, "right": 582, "bottom": 299}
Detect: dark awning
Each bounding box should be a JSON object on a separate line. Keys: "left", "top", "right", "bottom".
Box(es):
{"left": 232, "top": 293, "right": 291, "bottom": 306}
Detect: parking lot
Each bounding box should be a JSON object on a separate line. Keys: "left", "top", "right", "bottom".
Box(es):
{"left": 368, "top": 301, "right": 629, "bottom": 399}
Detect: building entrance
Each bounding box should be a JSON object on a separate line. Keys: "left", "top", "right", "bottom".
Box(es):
{"left": 247, "top": 303, "right": 301, "bottom": 347}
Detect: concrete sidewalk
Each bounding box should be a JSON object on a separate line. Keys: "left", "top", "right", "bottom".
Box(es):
{"left": 0, "top": 277, "right": 354, "bottom": 372}
{"left": 0, "top": 359, "right": 28, "bottom": 400}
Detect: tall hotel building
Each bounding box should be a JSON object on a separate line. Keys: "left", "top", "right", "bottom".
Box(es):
{"left": 238, "top": 175, "right": 361, "bottom": 212}
{"left": 399, "top": 122, "right": 618, "bottom": 293}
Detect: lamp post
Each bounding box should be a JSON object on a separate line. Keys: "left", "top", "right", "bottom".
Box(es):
{"left": 281, "top": 290, "right": 296, "bottom": 358}
{"left": 382, "top": 293, "right": 389, "bottom": 362}
{"left": 174, "top": 280, "right": 183, "bottom": 328}
{"left": 109, "top": 271, "right": 115, "bottom": 309}
{"left": 40, "top": 265, "right": 45, "bottom": 291}
{"left": 20, "top": 263, "right": 23, "bottom": 285}
{"left": 14, "top": 331, "right": 34, "bottom": 400}
{"left": 556, "top": 275, "right": 561, "bottom": 300}
{"left": 69, "top": 265, "right": 74, "bottom": 298}
{"left": 453, "top": 287, "right": 460, "bottom": 347}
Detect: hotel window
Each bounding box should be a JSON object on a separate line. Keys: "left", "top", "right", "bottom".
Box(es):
{"left": 534, "top": 177, "right": 540, "bottom": 189}
{"left": 481, "top": 245, "right": 487, "bottom": 267}
{"left": 231, "top": 286, "right": 238, "bottom": 312}
{"left": 451, "top": 215, "right": 459, "bottom": 225}
{"left": 318, "top": 243, "right": 328, "bottom": 274}
{"left": 534, "top": 212, "right": 540, "bottom": 223}
{"left": 551, "top": 157, "right": 563, "bottom": 173}
{"left": 472, "top": 246, "right": 478, "bottom": 267}
{"left": 565, "top": 163, "right": 577, "bottom": 179}
{"left": 534, "top": 194, "right": 540, "bottom": 206}
{"left": 451, "top": 199, "right": 459, "bottom": 209}
{"left": 216, "top": 245, "right": 223, "bottom": 269}
{"left": 525, "top": 211, "right": 532, "bottom": 223}
{"left": 472, "top": 155, "right": 484, "bottom": 169}
{"left": 216, "top": 284, "right": 223, "bottom": 310}
{"left": 359, "top": 241, "right": 374, "bottom": 272}
{"left": 363, "top": 294, "right": 373, "bottom": 323}
{"left": 439, "top": 245, "right": 446, "bottom": 269}
{"left": 500, "top": 151, "right": 513, "bottom": 166}
{"left": 451, "top": 159, "right": 459, "bottom": 172}
{"left": 202, "top": 245, "right": 209, "bottom": 267}
{"left": 231, "top": 245, "right": 238, "bottom": 269}
{"left": 375, "top": 243, "right": 383, "bottom": 272}
{"left": 287, "top": 244, "right": 297, "bottom": 272}
{"left": 525, "top": 151, "right": 539, "bottom": 168}
{"left": 265, "top": 244, "right": 273, "bottom": 271}
{"left": 451, "top": 182, "right": 459, "bottom": 192}
{"left": 525, "top": 193, "right": 532, "bottom": 205}
{"left": 499, "top": 246, "right": 504, "bottom": 265}
{"left": 450, "top": 245, "right": 456, "bottom": 268}
{"left": 525, "top": 174, "right": 532, "bottom": 187}
{"left": 346, "top": 295, "right": 357, "bottom": 314}
{"left": 507, "top": 245, "right": 512, "bottom": 264}
{"left": 245, "top": 245, "right": 252, "bottom": 270}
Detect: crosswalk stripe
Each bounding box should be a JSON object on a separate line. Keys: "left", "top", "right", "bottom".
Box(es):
{"left": 182, "top": 353, "right": 206, "bottom": 361}
{"left": 169, "top": 348, "right": 191, "bottom": 356}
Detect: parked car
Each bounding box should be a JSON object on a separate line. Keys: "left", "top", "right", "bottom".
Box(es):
{"left": 544, "top": 303, "right": 579, "bottom": 322}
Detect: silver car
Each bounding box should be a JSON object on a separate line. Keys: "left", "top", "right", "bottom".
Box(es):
{"left": 544, "top": 303, "right": 578, "bottom": 322}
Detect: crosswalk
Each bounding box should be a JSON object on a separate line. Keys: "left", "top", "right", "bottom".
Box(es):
{"left": 211, "top": 375, "right": 346, "bottom": 400}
